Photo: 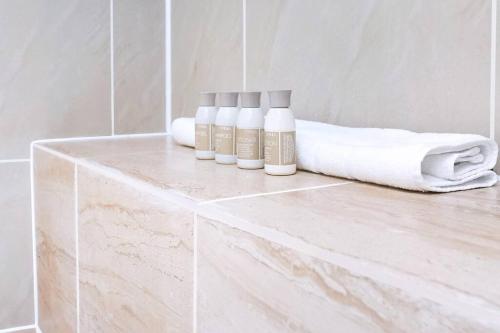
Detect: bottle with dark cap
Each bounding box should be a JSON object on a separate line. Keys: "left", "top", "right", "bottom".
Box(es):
{"left": 236, "top": 92, "right": 264, "bottom": 169}
{"left": 195, "top": 92, "right": 217, "bottom": 159}
{"left": 214, "top": 92, "right": 240, "bottom": 164}
{"left": 264, "top": 90, "right": 296, "bottom": 175}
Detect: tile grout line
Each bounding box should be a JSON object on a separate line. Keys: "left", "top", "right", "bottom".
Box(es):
{"left": 491, "top": 0, "right": 497, "bottom": 141}
{"left": 0, "top": 159, "right": 30, "bottom": 164}
{"left": 192, "top": 213, "right": 198, "bottom": 333}
{"left": 29, "top": 144, "right": 39, "bottom": 329}
{"left": 74, "top": 165, "right": 80, "bottom": 333}
{"left": 199, "top": 181, "right": 355, "bottom": 205}
{"left": 32, "top": 131, "right": 168, "bottom": 145}
{"left": 0, "top": 324, "right": 36, "bottom": 333}
{"left": 110, "top": 0, "right": 115, "bottom": 136}
{"left": 165, "top": 0, "right": 172, "bottom": 134}
{"left": 242, "top": 0, "right": 246, "bottom": 91}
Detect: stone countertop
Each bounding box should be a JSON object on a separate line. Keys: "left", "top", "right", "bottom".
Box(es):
{"left": 34, "top": 134, "right": 500, "bottom": 332}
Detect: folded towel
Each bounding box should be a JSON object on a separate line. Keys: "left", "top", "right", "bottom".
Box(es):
{"left": 172, "top": 117, "right": 195, "bottom": 147}
{"left": 171, "top": 117, "right": 498, "bottom": 192}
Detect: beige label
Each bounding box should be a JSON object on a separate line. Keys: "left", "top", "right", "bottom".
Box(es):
{"left": 215, "top": 125, "right": 236, "bottom": 155}
{"left": 264, "top": 131, "right": 296, "bottom": 166}
{"left": 195, "top": 124, "right": 214, "bottom": 151}
{"left": 237, "top": 128, "right": 263, "bottom": 160}
{"left": 211, "top": 124, "right": 216, "bottom": 150}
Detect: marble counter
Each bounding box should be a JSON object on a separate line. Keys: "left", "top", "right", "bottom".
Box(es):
{"left": 33, "top": 135, "right": 500, "bottom": 333}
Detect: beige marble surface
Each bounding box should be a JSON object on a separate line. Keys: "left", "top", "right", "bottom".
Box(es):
{"left": 0, "top": 0, "right": 110, "bottom": 159}
{"left": 114, "top": 0, "right": 165, "bottom": 134}
{"left": 247, "top": 0, "right": 491, "bottom": 137}
{"left": 198, "top": 182, "right": 500, "bottom": 331}
{"left": 0, "top": 162, "right": 34, "bottom": 329}
{"left": 198, "top": 216, "right": 500, "bottom": 332}
{"left": 201, "top": 183, "right": 500, "bottom": 307}
{"left": 78, "top": 165, "right": 193, "bottom": 333}
{"left": 34, "top": 135, "right": 500, "bottom": 331}
{"left": 39, "top": 136, "right": 345, "bottom": 201}
{"left": 42, "top": 135, "right": 171, "bottom": 159}
{"left": 34, "top": 147, "right": 77, "bottom": 332}
{"left": 172, "top": 0, "right": 243, "bottom": 119}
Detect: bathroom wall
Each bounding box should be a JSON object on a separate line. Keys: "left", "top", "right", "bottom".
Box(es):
{"left": 172, "top": 0, "right": 499, "bottom": 171}
{"left": 0, "top": 0, "right": 165, "bottom": 329}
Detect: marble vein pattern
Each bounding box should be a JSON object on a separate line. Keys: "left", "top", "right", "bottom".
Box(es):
{"left": 172, "top": 0, "right": 243, "bottom": 119}
{"left": 114, "top": 0, "right": 165, "bottom": 134}
{"left": 247, "top": 0, "right": 491, "bottom": 136}
{"left": 34, "top": 147, "right": 77, "bottom": 332}
{"left": 200, "top": 183, "right": 500, "bottom": 309}
{"left": 197, "top": 215, "right": 500, "bottom": 333}
{"left": 78, "top": 165, "right": 193, "bottom": 333}
{"left": 0, "top": 0, "right": 110, "bottom": 159}
{"left": 0, "top": 162, "right": 34, "bottom": 329}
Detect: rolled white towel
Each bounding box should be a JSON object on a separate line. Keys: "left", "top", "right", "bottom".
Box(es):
{"left": 171, "top": 117, "right": 195, "bottom": 147}
{"left": 171, "top": 117, "right": 498, "bottom": 192}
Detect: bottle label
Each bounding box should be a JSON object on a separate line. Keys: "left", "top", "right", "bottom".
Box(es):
{"left": 215, "top": 125, "right": 236, "bottom": 155}
{"left": 237, "top": 128, "right": 264, "bottom": 160}
{"left": 195, "top": 124, "right": 214, "bottom": 151}
{"left": 264, "top": 131, "right": 296, "bottom": 166}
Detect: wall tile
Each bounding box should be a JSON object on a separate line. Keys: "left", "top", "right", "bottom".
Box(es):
{"left": 197, "top": 214, "right": 500, "bottom": 332}
{"left": 0, "top": 0, "right": 110, "bottom": 159}
{"left": 172, "top": 0, "right": 242, "bottom": 119}
{"left": 247, "top": 0, "right": 491, "bottom": 136}
{"left": 78, "top": 165, "right": 193, "bottom": 332}
{"left": 34, "top": 148, "right": 76, "bottom": 332}
{"left": 114, "top": 0, "right": 165, "bottom": 134}
{"left": 0, "top": 162, "right": 34, "bottom": 329}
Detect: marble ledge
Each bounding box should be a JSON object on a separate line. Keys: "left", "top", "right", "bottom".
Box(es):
{"left": 34, "top": 135, "right": 345, "bottom": 203}
{"left": 33, "top": 134, "right": 500, "bottom": 332}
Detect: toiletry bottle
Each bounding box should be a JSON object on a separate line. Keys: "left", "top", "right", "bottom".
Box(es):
{"left": 195, "top": 92, "right": 217, "bottom": 159}
{"left": 236, "top": 92, "right": 264, "bottom": 169}
{"left": 264, "top": 90, "right": 296, "bottom": 175}
{"left": 215, "top": 92, "right": 239, "bottom": 164}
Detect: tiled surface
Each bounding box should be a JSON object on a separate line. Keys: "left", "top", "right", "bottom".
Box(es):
{"left": 114, "top": 0, "right": 165, "bottom": 134}
{"left": 78, "top": 165, "right": 193, "bottom": 333}
{"left": 0, "top": 163, "right": 34, "bottom": 329}
{"left": 200, "top": 182, "right": 500, "bottom": 307}
{"left": 34, "top": 135, "right": 500, "bottom": 331}
{"left": 247, "top": 0, "right": 491, "bottom": 136}
{"left": 172, "top": 0, "right": 243, "bottom": 120}
{"left": 41, "top": 135, "right": 171, "bottom": 159}
{"left": 0, "top": 0, "right": 111, "bottom": 159}
{"left": 34, "top": 148, "right": 77, "bottom": 332}
{"left": 38, "top": 136, "right": 345, "bottom": 201}
{"left": 0, "top": 0, "right": 167, "bottom": 328}
{"left": 197, "top": 216, "right": 500, "bottom": 332}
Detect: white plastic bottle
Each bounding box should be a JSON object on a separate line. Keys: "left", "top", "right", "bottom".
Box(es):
{"left": 195, "top": 92, "right": 217, "bottom": 159}
{"left": 236, "top": 92, "right": 264, "bottom": 169}
{"left": 215, "top": 92, "right": 239, "bottom": 164}
{"left": 264, "top": 90, "right": 296, "bottom": 175}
